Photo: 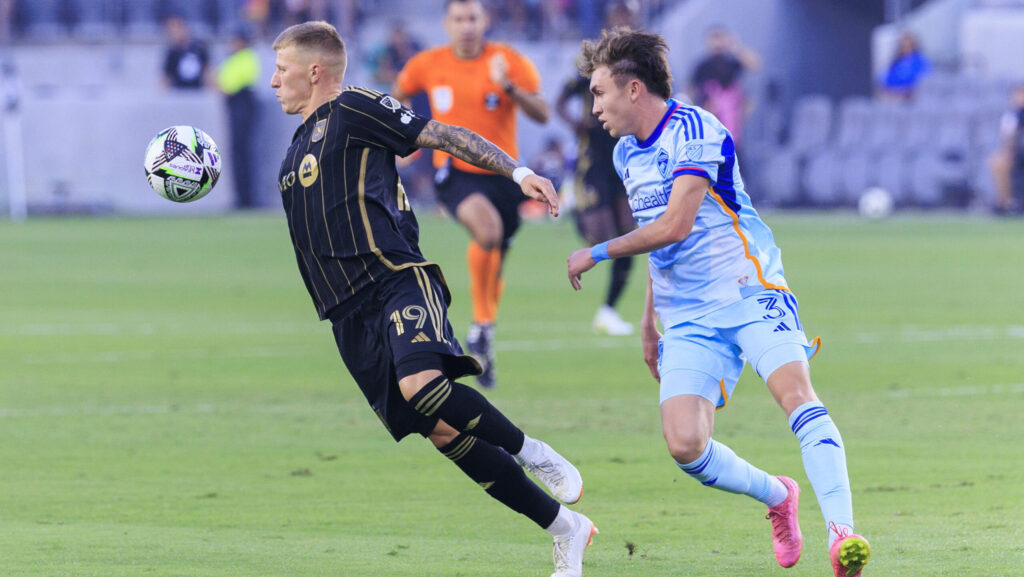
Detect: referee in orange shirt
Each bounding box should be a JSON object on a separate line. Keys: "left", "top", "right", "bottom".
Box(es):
{"left": 393, "top": 0, "right": 549, "bottom": 388}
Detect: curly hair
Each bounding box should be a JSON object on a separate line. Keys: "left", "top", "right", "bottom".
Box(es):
{"left": 578, "top": 27, "right": 672, "bottom": 100}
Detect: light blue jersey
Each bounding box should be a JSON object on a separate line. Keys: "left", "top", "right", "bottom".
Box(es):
{"left": 613, "top": 99, "right": 789, "bottom": 328}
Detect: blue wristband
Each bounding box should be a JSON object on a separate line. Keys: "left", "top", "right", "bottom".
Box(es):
{"left": 590, "top": 241, "right": 611, "bottom": 263}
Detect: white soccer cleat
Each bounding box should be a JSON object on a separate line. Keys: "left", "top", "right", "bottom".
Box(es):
{"left": 516, "top": 440, "right": 584, "bottom": 505}
{"left": 592, "top": 305, "right": 634, "bottom": 336}
{"left": 551, "top": 511, "right": 598, "bottom": 577}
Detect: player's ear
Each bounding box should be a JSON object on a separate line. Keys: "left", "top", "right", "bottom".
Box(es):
{"left": 629, "top": 78, "right": 642, "bottom": 101}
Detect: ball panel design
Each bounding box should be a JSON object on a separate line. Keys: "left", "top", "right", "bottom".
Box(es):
{"left": 143, "top": 125, "right": 221, "bottom": 203}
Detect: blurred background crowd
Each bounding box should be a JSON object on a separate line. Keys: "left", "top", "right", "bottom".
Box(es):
{"left": 1, "top": 0, "right": 1023, "bottom": 217}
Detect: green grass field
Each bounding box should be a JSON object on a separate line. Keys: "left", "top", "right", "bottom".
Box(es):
{"left": 2, "top": 212, "right": 1023, "bottom": 576}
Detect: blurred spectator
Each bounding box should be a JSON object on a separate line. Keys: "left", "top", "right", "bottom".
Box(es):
{"left": 605, "top": 0, "right": 638, "bottom": 28}
{"left": 688, "top": 25, "right": 761, "bottom": 145}
{"left": 988, "top": 84, "right": 1024, "bottom": 215}
{"left": 368, "top": 21, "right": 433, "bottom": 202}
{"left": 369, "top": 21, "right": 422, "bottom": 91}
{"left": 878, "top": 31, "right": 930, "bottom": 102}
{"left": 217, "top": 29, "right": 261, "bottom": 209}
{"left": 162, "top": 15, "right": 209, "bottom": 90}
{"left": 532, "top": 136, "right": 568, "bottom": 190}
{"left": 244, "top": 0, "right": 271, "bottom": 38}
{"left": 556, "top": 72, "right": 636, "bottom": 335}
{"left": 0, "top": 0, "right": 12, "bottom": 43}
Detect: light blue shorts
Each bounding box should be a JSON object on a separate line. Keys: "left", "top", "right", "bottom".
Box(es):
{"left": 658, "top": 290, "right": 820, "bottom": 407}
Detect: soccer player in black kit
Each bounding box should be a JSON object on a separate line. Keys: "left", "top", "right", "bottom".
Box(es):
{"left": 270, "top": 22, "right": 595, "bottom": 577}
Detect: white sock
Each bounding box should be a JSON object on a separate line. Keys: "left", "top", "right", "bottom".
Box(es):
{"left": 544, "top": 505, "right": 576, "bottom": 536}
{"left": 516, "top": 435, "right": 542, "bottom": 463}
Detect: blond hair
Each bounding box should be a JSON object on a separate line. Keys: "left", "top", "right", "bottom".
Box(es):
{"left": 272, "top": 21, "right": 347, "bottom": 79}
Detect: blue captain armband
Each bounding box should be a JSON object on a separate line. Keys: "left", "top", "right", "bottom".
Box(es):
{"left": 591, "top": 241, "right": 611, "bottom": 263}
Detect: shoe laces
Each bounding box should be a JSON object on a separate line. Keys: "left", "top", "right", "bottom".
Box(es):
{"left": 528, "top": 460, "right": 566, "bottom": 485}
{"left": 766, "top": 509, "right": 792, "bottom": 542}
{"left": 552, "top": 521, "right": 577, "bottom": 570}
{"left": 829, "top": 521, "right": 851, "bottom": 545}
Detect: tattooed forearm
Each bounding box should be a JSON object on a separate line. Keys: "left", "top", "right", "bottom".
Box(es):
{"left": 414, "top": 120, "right": 518, "bottom": 178}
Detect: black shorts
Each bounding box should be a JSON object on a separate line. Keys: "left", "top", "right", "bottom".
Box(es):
{"left": 330, "top": 266, "right": 481, "bottom": 442}
{"left": 434, "top": 164, "right": 524, "bottom": 248}
{"left": 573, "top": 171, "right": 633, "bottom": 245}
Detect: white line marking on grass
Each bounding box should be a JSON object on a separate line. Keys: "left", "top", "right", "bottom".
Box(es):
{"left": 19, "top": 346, "right": 319, "bottom": 365}
{"left": 18, "top": 337, "right": 636, "bottom": 365}
{"left": 855, "top": 325, "right": 1024, "bottom": 344}
{"left": 0, "top": 404, "right": 217, "bottom": 418}
{"left": 886, "top": 383, "right": 1024, "bottom": 398}
{"left": 496, "top": 337, "right": 635, "bottom": 352}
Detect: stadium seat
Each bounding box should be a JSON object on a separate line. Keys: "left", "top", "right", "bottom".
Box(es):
{"left": 864, "top": 101, "right": 908, "bottom": 155}
{"left": 838, "top": 151, "right": 874, "bottom": 204}
{"left": 834, "top": 97, "right": 873, "bottom": 152}
{"left": 903, "top": 102, "right": 941, "bottom": 153}
{"left": 802, "top": 149, "right": 841, "bottom": 205}
{"left": 17, "top": 0, "right": 64, "bottom": 38}
{"left": 124, "top": 0, "right": 161, "bottom": 38}
{"left": 875, "top": 150, "right": 908, "bottom": 204}
{"left": 915, "top": 71, "right": 958, "bottom": 105}
{"left": 757, "top": 149, "right": 801, "bottom": 206}
{"left": 934, "top": 106, "right": 972, "bottom": 158}
{"left": 68, "top": 0, "right": 115, "bottom": 38}
{"left": 787, "top": 95, "right": 833, "bottom": 155}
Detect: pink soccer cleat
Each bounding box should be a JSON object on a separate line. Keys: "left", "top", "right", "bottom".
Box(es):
{"left": 830, "top": 530, "right": 871, "bottom": 577}
{"left": 765, "top": 476, "right": 803, "bottom": 568}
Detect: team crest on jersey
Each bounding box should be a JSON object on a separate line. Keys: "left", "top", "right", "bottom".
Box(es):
{"left": 298, "top": 153, "right": 319, "bottom": 187}
{"left": 485, "top": 92, "right": 500, "bottom": 110}
{"left": 311, "top": 119, "right": 327, "bottom": 142}
{"left": 379, "top": 95, "right": 402, "bottom": 112}
{"left": 431, "top": 86, "right": 454, "bottom": 114}
{"left": 686, "top": 143, "right": 703, "bottom": 161}
{"left": 656, "top": 148, "right": 670, "bottom": 178}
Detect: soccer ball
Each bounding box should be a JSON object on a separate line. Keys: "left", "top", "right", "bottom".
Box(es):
{"left": 144, "top": 125, "right": 222, "bottom": 203}
{"left": 857, "top": 187, "right": 894, "bottom": 219}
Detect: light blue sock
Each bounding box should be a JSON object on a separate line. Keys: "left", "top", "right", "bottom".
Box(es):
{"left": 789, "top": 401, "right": 854, "bottom": 540}
{"left": 677, "top": 439, "right": 788, "bottom": 507}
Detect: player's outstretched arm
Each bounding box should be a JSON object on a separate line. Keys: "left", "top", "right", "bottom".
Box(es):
{"left": 567, "top": 174, "right": 707, "bottom": 290}
{"left": 414, "top": 119, "right": 559, "bottom": 215}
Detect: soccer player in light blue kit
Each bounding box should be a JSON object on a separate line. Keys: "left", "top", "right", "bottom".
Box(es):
{"left": 567, "top": 28, "right": 871, "bottom": 577}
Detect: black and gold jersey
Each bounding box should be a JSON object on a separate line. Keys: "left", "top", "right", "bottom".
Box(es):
{"left": 278, "top": 86, "right": 437, "bottom": 321}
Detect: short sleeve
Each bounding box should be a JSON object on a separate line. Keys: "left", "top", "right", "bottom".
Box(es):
{"left": 671, "top": 109, "right": 728, "bottom": 186}
{"left": 339, "top": 89, "right": 430, "bottom": 157}
{"left": 508, "top": 49, "right": 541, "bottom": 94}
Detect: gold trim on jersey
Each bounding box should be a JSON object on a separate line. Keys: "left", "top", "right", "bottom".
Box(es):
{"left": 341, "top": 136, "right": 375, "bottom": 284}
{"left": 313, "top": 111, "right": 356, "bottom": 294}
{"left": 345, "top": 86, "right": 384, "bottom": 100}
{"left": 412, "top": 266, "right": 446, "bottom": 344}
{"left": 397, "top": 178, "right": 411, "bottom": 211}
{"left": 357, "top": 149, "right": 439, "bottom": 274}
{"left": 339, "top": 102, "right": 405, "bottom": 139}
{"left": 284, "top": 129, "right": 328, "bottom": 312}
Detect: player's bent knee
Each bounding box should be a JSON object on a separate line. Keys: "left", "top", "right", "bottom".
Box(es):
{"left": 764, "top": 358, "right": 819, "bottom": 415}
{"left": 427, "top": 420, "right": 460, "bottom": 448}
{"left": 664, "top": 431, "right": 708, "bottom": 465}
{"left": 397, "top": 369, "right": 445, "bottom": 401}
